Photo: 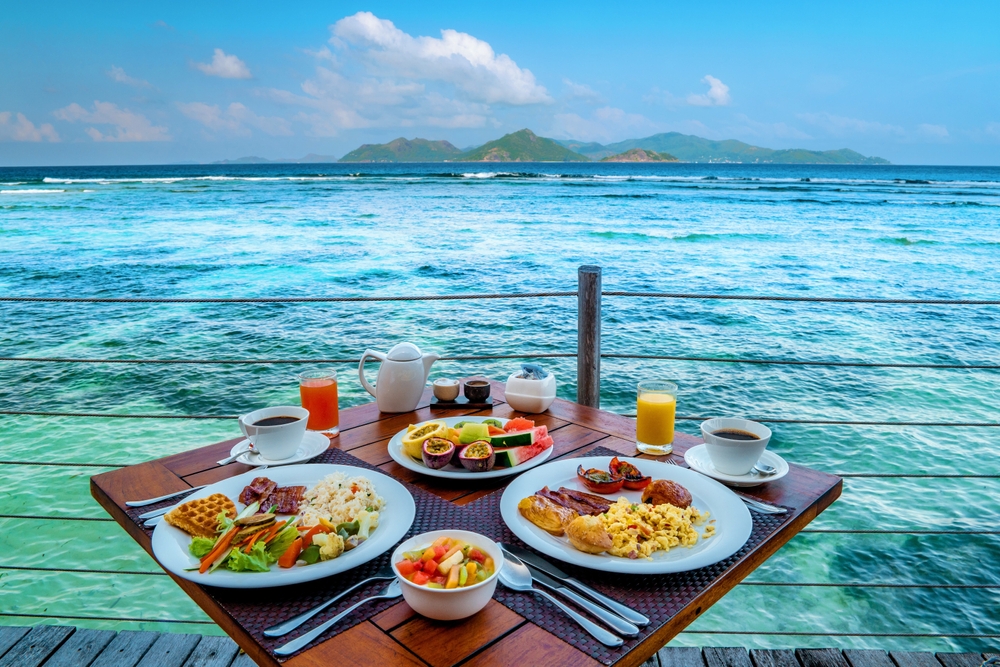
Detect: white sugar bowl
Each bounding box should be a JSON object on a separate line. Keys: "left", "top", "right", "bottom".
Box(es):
{"left": 504, "top": 365, "right": 557, "bottom": 413}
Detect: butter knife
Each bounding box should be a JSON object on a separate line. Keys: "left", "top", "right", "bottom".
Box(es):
{"left": 498, "top": 542, "right": 649, "bottom": 626}
{"left": 522, "top": 562, "right": 640, "bottom": 637}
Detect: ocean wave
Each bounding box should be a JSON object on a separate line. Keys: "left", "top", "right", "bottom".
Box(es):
{"left": 588, "top": 231, "right": 655, "bottom": 241}
{"left": 1, "top": 189, "right": 66, "bottom": 194}
{"left": 879, "top": 237, "right": 940, "bottom": 246}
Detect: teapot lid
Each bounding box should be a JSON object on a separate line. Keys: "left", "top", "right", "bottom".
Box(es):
{"left": 387, "top": 342, "right": 422, "bottom": 362}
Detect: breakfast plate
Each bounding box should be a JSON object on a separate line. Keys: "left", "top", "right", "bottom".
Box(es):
{"left": 684, "top": 445, "right": 789, "bottom": 487}
{"left": 151, "top": 464, "right": 415, "bottom": 588}
{"left": 229, "top": 431, "right": 329, "bottom": 467}
{"left": 387, "top": 417, "right": 553, "bottom": 480}
{"left": 500, "top": 456, "right": 752, "bottom": 574}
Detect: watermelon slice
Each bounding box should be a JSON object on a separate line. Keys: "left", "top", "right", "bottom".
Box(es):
{"left": 490, "top": 425, "right": 547, "bottom": 448}
{"left": 504, "top": 417, "right": 535, "bottom": 433}
{"left": 494, "top": 435, "right": 553, "bottom": 467}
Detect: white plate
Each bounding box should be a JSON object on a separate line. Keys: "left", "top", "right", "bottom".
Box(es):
{"left": 684, "top": 445, "right": 789, "bottom": 487}
{"left": 500, "top": 456, "right": 752, "bottom": 574}
{"left": 151, "top": 464, "right": 415, "bottom": 588}
{"left": 387, "top": 417, "right": 553, "bottom": 480}
{"left": 230, "top": 431, "right": 329, "bottom": 467}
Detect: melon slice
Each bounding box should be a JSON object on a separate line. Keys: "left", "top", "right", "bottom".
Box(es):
{"left": 494, "top": 435, "right": 553, "bottom": 468}
{"left": 490, "top": 425, "right": 547, "bottom": 448}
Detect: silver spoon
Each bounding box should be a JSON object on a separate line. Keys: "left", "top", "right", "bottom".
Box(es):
{"left": 498, "top": 550, "right": 623, "bottom": 647}
{"left": 753, "top": 460, "right": 777, "bottom": 476}
{"left": 274, "top": 579, "right": 402, "bottom": 656}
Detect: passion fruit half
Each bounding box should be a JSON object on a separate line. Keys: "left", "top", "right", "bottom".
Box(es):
{"left": 421, "top": 437, "right": 455, "bottom": 469}
{"left": 402, "top": 421, "right": 447, "bottom": 460}
{"left": 458, "top": 440, "right": 496, "bottom": 473}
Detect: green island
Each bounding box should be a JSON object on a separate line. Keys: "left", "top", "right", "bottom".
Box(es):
{"left": 600, "top": 148, "right": 678, "bottom": 162}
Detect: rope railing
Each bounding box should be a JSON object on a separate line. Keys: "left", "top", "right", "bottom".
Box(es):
{"left": 3, "top": 290, "right": 1000, "bottom": 305}
{"left": 3, "top": 352, "right": 998, "bottom": 370}
{"left": 3, "top": 409, "right": 999, "bottom": 427}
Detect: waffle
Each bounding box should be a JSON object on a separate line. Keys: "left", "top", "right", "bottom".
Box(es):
{"left": 164, "top": 493, "right": 236, "bottom": 538}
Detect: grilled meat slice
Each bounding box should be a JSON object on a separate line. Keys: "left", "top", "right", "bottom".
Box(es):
{"left": 239, "top": 477, "right": 277, "bottom": 506}
{"left": 536, "top": 486, "right": 612, "bottom": 515}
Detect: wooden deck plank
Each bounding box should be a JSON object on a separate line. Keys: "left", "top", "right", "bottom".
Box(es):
{"left": 389, "top": 600, "right": 523, "bottom": 667}
{"left": 230, "top": 654, "right": 259, "bottom": 667}
{"left": 891, "top": 653, "right": 945, "bottom": 667}
{"left": 287, "top": 621, "right": 424, "bottom": 667}
{"left": 43, "top": 629, "right": 116, "bottom": 667}
{"left": 935, "top": 655, "right": 986, "bottom": 667}
{"left": 706, "top": 647, "right": 754, "bottom": 667}
{"left": 370, "top": 601, "right": 417, "bottom": 632}
{"left": 0, "top": 625, "right": 73, "bottom": 667}
{"left": 133, "top": 633, "right": 201, "bottom": 667}
{"left": 461, "top": 623, "right": 602, "bottom": 667}
{"left": 797, "top": 649, "right": 851, "bottom": 667}
{"left": 751, "top": 649, "right": 802, "bottom": 667}
{"left": 88, "top": 631, "right": 160, "bottom": 667}
{"left": 657, "top": 646, "right": 706, "bottom": 667}
{"left": 0, "top": 627, "right": 30, "bottom": 661}
{"left": 180, "top": 636, "right": 241, "bottom": 667}
{"left": 844, "top": 649, "right": 897, "bottom": 667}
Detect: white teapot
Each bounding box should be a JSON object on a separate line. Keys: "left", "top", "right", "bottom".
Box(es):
{"left": 358, "top": 343, "right": 440, "bottom": 413}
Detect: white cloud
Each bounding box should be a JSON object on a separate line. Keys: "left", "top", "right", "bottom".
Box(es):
{"left": 552, "top": 106, "right": 656, "bottom": 143}
{"left": 107, "top": 66, "right": 151, "bottom": 88}
{"left": 687, "top": 75, "right": 731, "bottom": 106}
{"left": 194, "top": 49, "right": 251, "bottom": 79}
{"left": 798, "top": 112, "right": 904, "bottom": 136}
{"left": 643, "top": 86, "right": 684, "bottom": 109}
{"left": 0, "top": 112, "right": 60, "bottom": 142}
{"left": 917, "top": 123, "right": 949, "bottom": 139}
{"left": 177, "top": 102, "right": 292, "bottom": 136}
{"left": 331, "top": 12, "right": 550, "bottom": 105}
{"left": 53, "top": 101, "right": 170, "bottom": 142}
{"left": 562, "top": 79, "right": 604, "bottom": 104}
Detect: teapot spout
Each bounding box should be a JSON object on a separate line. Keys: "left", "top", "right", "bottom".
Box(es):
{"left": 421, "top": 352, "right": 441, "bottom": 382}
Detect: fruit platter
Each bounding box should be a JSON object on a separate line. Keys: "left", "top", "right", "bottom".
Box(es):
{"left": 386, "top": 416, "right": 555, "bottom": 480}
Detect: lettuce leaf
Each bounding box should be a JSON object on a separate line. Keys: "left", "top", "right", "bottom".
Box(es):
{"left": 225, "top": 542, "right": 270, "bottom": 573}
{"left": 189, "top": 537, "right": 216, "bottom": 559}
{"left": 265, "top": 524, "right": 298, "bottom": 563}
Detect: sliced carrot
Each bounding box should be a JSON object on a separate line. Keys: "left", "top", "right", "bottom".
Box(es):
{"left": 199, "top": 527, "right": 238, "bottom": 574}
{"left": 278, "top": 537, "right": 302, "bottom": 568}
{"left": 301, "top": 524, "right": 329, "bottom": 548}
{"left": 243, "top": 529, "right": 268, "bottom": 553}
{"left": 261, "top": 520, "right": 288, "bottom": 545}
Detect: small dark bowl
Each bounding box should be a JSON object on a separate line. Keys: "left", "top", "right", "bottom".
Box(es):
{"left": 463, "top": 380, "right": 491, "bottom": 403}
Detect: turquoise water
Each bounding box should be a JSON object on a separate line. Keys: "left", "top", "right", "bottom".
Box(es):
{"left": 1, "top": 163, "right": 998, "bottom": 648}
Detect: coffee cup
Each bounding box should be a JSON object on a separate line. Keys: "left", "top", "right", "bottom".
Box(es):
{"left": 238, "top": 406, "right": 309, "bottom": 460}
{"left": 433, "top": 378, "right": 460, "bottom": 402}
{"left": 700, "top": 417, "right": 771, "bottom": 476}
{"left": 463, "top": 380, "right": 491, "bottom": 403}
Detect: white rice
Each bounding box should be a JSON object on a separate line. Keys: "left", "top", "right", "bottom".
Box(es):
{"left": 297, "top": 473, "right": 385, "bottom": 526}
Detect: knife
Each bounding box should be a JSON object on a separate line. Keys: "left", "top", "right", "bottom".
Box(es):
{"left": 521, "top": 560, "right": 640, "bottom": 637}
{"left": 498, "top": 542, "right": 650, "bottom": 626}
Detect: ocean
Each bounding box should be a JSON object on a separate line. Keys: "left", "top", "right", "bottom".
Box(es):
{"left": 1, "top": 162, "right": 998, "bottom": 649}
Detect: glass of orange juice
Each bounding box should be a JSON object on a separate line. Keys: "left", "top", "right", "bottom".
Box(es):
{"left": 636, "top": 380, "right": 677, "bottom": 455}
{"left": 298, "top": 370, "right": 339, "bottom": 435}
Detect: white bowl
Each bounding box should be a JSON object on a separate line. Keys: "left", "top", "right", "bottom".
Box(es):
{"left": 700, "top": 418, "right": 772, "bottom": 476}
{"left": 504, "top": 372, "right": 556, "bottom": 413}
{"left": 390, "top": 530, "right": 502, "bottom": 621}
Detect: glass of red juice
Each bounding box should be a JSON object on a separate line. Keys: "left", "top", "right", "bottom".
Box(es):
{"left": 298, "top": 370, "right": 339, "bottom": 435}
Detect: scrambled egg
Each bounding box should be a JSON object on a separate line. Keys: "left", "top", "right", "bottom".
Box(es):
{"left": 599, "top": 498, "right": 711, "bottom": 559}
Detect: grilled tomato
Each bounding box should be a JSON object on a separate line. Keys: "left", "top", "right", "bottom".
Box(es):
{"left": 576, "top": 465, "right": 625, "bottom": 494}
{"left": 609, "top": 456, "right": 652, "bottom": 490}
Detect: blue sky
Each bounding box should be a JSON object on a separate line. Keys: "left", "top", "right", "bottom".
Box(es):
{"left": 1, "top": 1, "right": 998, "bottom": 165}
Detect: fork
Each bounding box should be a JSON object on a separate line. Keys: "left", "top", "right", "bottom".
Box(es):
{"left": 663, "top": 456, "right": 788, "bottom": 514}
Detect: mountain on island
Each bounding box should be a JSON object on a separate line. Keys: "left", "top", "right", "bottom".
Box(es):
{"left": 559, "top": 133, "right": 890, "bottom": 164}
{"left": 601, "top": 148, "right": 678, "bottom": 162}
{"left": 454, "top": 129, "right": 589, "bottom": 162}
{"left": 339, "top": 137, "right": 463, "bottom": 162}
{"left": 333, "top": 130, "right": 889, "bottom": 164}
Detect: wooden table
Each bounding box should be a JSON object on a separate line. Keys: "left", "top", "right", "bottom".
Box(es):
{"left": 91, "top": 380, "right": 842, "bottom": 667}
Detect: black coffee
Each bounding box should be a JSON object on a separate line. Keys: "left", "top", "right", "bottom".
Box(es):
{"left": 253, "top": 416, "right": 299, "bottom": 427}
{"left": 712, "top": 429, "right": 760, "bottom": 441}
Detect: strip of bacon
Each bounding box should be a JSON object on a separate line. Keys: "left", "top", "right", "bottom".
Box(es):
{"left": 536, "top": 486, "right": 611, "bottom": 515}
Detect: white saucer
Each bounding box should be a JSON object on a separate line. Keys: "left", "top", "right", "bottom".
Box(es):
{"left": 229, "top": 431, "right": 329, "bottom": 467}
{"left": 684, "top": 444, "right": 789, "bottom": 487}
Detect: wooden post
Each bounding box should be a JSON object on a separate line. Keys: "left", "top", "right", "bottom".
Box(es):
{"left": 577, "top": 265, "right": 602, "bottom": 408}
